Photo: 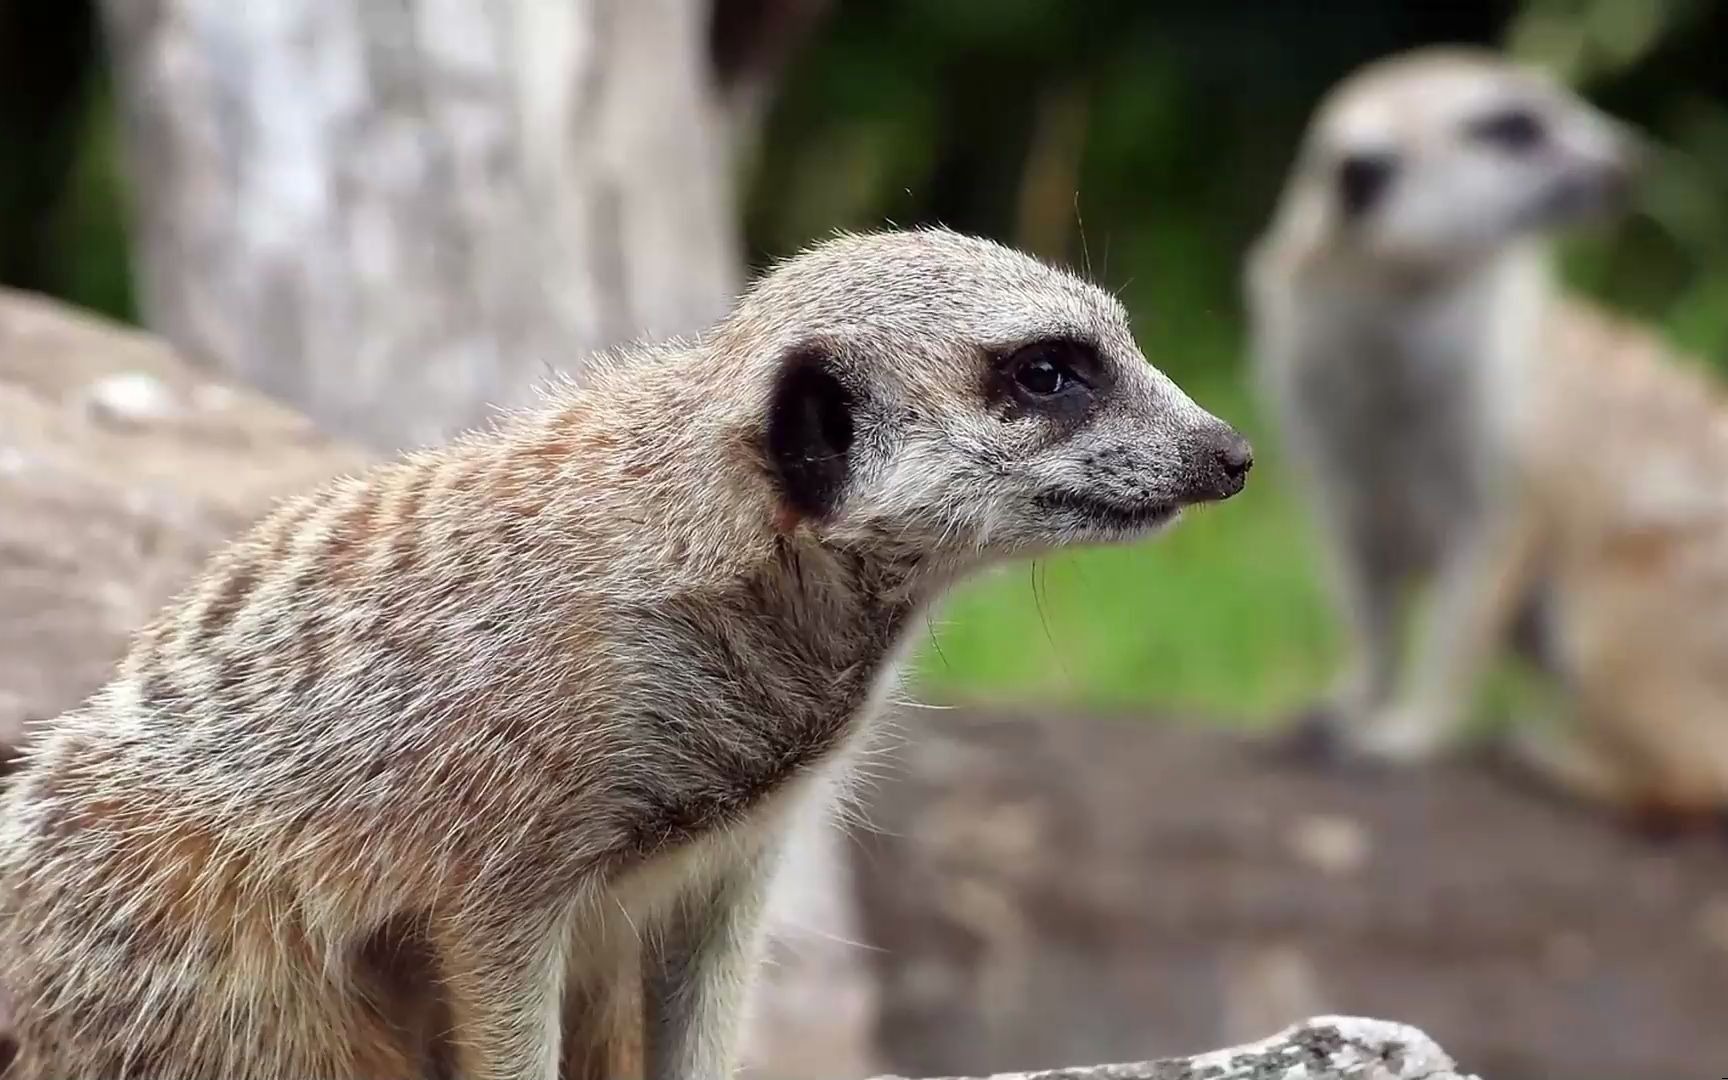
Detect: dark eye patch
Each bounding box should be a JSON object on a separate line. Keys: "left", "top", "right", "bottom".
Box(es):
{"left": 1337, "top": 152, "right": 1398, "bottom": 219}
{"left": 1466, "top": 107, "right": 1546, "bottom": 153}
{"left": 984, "top": 338, "right": 1106, "bottom": 423}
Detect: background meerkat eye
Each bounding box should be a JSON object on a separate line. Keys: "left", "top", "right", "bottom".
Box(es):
{"left": 1466, "top": 107, "right": 1546, "bottom": 153}
{"left": 1336, "top": 152, "right": 1397, "bottom": 219}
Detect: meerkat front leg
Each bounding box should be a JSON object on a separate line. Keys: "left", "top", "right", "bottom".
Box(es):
{"left": 437, "top": 915, "right": 569, "bottom": 1080}
{"left": 1324, "top": 526, "right": 1405, "bottom": 727}
{"left": 1358, "top": 508, "right": 1541, "bottom": 762}
{"left": 641, "top": 845, "right": 782, "bottom": 1080}
{"left": 1293, "top": 493, "right": 1406, "bottom": 752}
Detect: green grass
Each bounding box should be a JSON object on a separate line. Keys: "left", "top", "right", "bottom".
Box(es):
{"left": 910, "top": 370, "right": 1340, "bottom": 725}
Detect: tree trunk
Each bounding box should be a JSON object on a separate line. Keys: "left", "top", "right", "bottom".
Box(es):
{"left": 101, "top": 0, "right": 759, "bottom": 451}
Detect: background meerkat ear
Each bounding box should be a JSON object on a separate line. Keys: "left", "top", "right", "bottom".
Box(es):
{"left": 1337, "top": 151, "right": 1397, "bottom": 220}
{"left": 765, "top": 348, "right": 856, "bottom": 521}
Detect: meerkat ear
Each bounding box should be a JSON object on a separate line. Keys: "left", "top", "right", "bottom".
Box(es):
{"left": 765, "top": 348, "right": 856, "bottom": 521}
{"left": 1337, "top": 151, "right": 1397, "bottom": 220}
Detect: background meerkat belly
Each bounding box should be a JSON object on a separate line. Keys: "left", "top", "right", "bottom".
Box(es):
{"left": 1296, "top": 340, "right": 1490, "bottom": 573}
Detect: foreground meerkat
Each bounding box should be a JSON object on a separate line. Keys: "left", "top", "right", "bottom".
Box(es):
{"left": 0, "top": 228, "right": 1251, "bottom": 1079}
{"left": 1248, "top": 46, "right": 1728, "bottom": 819}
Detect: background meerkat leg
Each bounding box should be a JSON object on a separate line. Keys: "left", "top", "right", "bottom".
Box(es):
{"left": 642, "top": 846, "right": 781, "bottom": 1080}
{"left": 1363, "top": 512, "right": 1540, "bottom": 760}
{"left": 1501, "top": 718, "right": 1644, "bottom": 811}
{"left": 435, "top": 917, "right": 567, "bottom": 1080}
{"left": 1506, "top": 580, "right": 1561, "bottom": 675}
{"left": 1315, "top": 517, "right": 1405, "bottom": 728}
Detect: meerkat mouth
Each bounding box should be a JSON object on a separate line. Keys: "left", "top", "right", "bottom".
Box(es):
{"left": 1035, "top": 490, "right": 1183, "bottom": 532}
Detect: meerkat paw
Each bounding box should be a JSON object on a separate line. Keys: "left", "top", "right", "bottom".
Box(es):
{"left": 1345, "top": 707, "right": 1455, "bottom": 765}
{"left": 1259, "top": 700, "right": 1452, "bottom": 772}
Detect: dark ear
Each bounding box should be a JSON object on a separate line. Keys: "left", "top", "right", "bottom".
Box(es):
{"left": 1337, "top": 151, "right": 1397, "bottom": 220}
{"left": 765, "top": 349, "right": 856, "bottom": 521}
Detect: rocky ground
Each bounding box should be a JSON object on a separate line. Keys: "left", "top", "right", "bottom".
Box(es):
{"left": 858, "top": 705, "right": 1728, "bottom": 1080}
{"left": 3, "top": 287, "right": 1724, "bottom": 1079}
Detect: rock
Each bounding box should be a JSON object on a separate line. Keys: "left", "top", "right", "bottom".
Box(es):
{"left": 868, "top": 1015, "right": 1479, "bottom": 1080}
{"left": 0, "top": 286, "right": 368, "bottom": 752}
{"left": 855, "top": 705, "right": 1728, "bottom": 1080}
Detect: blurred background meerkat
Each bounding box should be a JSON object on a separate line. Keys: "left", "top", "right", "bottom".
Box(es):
{"left": 1247, "top": 46, "right": 1728, "bottom": 821}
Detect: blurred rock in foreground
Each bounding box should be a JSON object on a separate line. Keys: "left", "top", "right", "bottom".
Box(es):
{"left": 868, "top": 1014, "right": 1478, "bottom": 1080}
{"left": 857, "top": 704, "right": 1728, "bottom": 1080}
{"left": 0, "top": 286, "right": 369, "bottom": 752}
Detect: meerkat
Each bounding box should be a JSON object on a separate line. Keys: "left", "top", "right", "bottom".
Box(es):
{"left": 1248, "top": 46, "right": 1728, "bottom": 820}
{"left": 0, "top": 227, "right": 1251, "bottom": 1079}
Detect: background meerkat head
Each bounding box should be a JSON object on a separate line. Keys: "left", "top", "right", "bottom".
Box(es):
{"left": 1275, "top": 46, "right": 1641, "bottom": 273}
{"left": 723, "top": 228, "right": 1251, "bottom": 568}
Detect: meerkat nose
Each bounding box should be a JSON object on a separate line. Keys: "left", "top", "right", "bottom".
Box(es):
{"left": 1189, "top": 424, "right": 1254, "bottom": 502}
{"left": 1218, "top": 431, "right": 1255, "bottom": 484}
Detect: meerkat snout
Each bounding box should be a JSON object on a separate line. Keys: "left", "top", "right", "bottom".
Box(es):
{"left": 1184, "top": 422, "right": 1254, "bottom": 503}
{"left": 1537, "top": 138, "right": 1640, "bottom": 221}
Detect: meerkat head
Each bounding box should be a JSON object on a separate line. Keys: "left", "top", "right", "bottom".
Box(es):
{"left": 720, "top": 228, "right": 1250, "bottom": 573}
{"left": 1276, "top": 47, "right": 1640, "bottom": 273}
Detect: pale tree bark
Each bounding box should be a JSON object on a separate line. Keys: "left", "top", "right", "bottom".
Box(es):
{"left": 99, "top": 0, "right": 819, "bottom": 451}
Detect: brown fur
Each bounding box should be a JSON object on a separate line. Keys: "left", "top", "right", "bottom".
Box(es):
{"left": 1512, "top": 299, "right": 1728, "bottom": 819}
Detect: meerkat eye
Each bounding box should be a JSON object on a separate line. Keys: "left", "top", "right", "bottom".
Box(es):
{"left": 986, "top": 339, "right": 1104, "bottom": 420}
{"left": 1467, "top": 107, "right": 1546, "bottom": 153}
{"left": 1016, "top": 354, "right": 1068, "bottom": 395}
{"left": 1337, "top": 152, "right": 1397, "bottom": 219}
{"left": 1005, "top": 341, "right": 1091, "bottom": 399}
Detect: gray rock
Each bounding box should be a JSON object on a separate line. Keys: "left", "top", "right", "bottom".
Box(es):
{"left": 870, "top": 1015, "right": 1478, "bottom": 1080}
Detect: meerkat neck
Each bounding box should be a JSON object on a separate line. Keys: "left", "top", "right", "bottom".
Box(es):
{"left": 1283, "top": 239, "right": 1555, "bottom": 353}
{"left": 499, "top": 349, "right": 941, "bottom": 646}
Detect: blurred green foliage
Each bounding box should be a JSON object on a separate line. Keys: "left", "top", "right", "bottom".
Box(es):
{"left": 740, "top": 0, "right": 1728, "bottom": 718}
{"left": 7, "top": 0, "right": 1727, "bottom": 719}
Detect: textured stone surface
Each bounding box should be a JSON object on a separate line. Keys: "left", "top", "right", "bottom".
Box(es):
{"left": 870, "top": 1015, "right": 1477, "bottom": 1080}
